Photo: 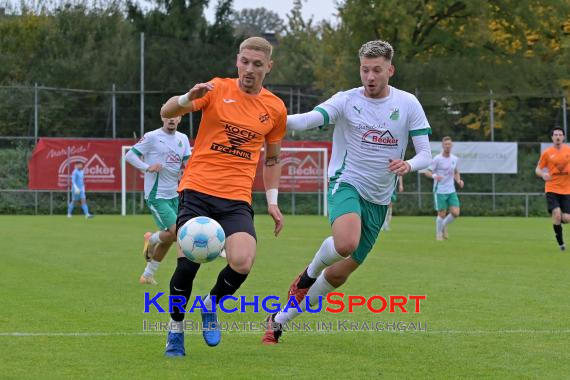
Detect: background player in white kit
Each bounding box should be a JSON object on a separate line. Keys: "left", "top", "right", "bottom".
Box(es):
{"left": 424, "top": 136, "right": 464, "bottom": 240}
{"left": 126, "top": 115, "right": 191, "bottom": 285}
{"left": 262, "top": 40, "right": 433, "bottom": 344}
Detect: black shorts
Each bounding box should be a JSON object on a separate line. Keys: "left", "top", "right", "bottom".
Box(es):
{"left": 176, "top": 189, "right": 256, "bottom": 240}
{"left": 545, "top": 192, "right": 570, "bottom": 214}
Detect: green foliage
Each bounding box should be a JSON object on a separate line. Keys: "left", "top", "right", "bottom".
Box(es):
{"left": 314, "top": 0, "right": 570, "bottom": 140}
{"left": 269, "top": 0, "right": 319, "bottom": 86}
{"left": 230, "top": 7, "right": 284, "bottom": 36}
{"left": 1, "top": 0, "right": 567, "bottom": 142}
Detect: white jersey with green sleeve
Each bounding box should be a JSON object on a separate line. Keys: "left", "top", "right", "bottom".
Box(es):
{"left": 430, "top": 153, "right": 458, "bottom": 194}
{"left": 316, "top": 86, "right": 431, "bottom": 205}
{"left": 130, "top": 129, "right": 191, "bottom": 200}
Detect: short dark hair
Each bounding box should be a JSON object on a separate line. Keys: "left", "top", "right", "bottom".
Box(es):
{"left": 551, "top": 127, "right": 565, "bottom": 136}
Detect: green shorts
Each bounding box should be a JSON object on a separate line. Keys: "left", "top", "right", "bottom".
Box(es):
{"left": 434, "top": 192, "right": 460, "bottom": 211}
{"left": 146, "top": 197, "right": 179, "bottom": 230}
{"left": 328, "top": 182, "right": 388, "bottom": 265}
{"left": 390, "top": 191, "right": 397, "bottom": 203}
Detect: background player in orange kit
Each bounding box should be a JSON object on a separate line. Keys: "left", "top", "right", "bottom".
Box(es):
{"left": 536, "top": 127, "right": 570, "bottom": 251}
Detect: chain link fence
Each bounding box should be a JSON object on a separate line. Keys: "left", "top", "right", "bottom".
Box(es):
{"left": 0, "top": 84, "right": 567, "bottom": 216}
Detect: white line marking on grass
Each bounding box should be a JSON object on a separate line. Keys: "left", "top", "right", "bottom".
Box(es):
{"left": 1, "top": 329, "right": 569, "bottom": 337}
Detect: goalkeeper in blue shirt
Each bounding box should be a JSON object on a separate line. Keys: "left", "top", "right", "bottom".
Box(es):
{"left": 67, "top": 162, "right": 93, "bottom": 218}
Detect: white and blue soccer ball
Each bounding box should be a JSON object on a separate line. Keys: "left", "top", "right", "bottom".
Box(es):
{"left": 177, "top": 216, "right": 226, "bottom": 263}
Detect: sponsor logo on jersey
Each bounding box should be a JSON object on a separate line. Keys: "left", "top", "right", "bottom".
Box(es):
{"left": 210, "top": 122, "right": 258, "bottom": 160}
{"left": 259, "top": 113, "right": 270, "bottom": 123}
{"left": 361, "top": 130, "right": 399, "bottom": 147}
{"left": 166, "top": 152, "right": 182, "bottom": 164}
{"left": 223, "top": 98, "right": 237, "bottom": 103}
{"left": 389, "top": 108, "right": 400, "bottom": 121}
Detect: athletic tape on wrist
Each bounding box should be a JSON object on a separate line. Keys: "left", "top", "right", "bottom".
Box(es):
{"left": 177, "top": 93, "right": 190, "bottom": 107}
{"left": 266, "top": 188, "right": 278, "bottom": 205}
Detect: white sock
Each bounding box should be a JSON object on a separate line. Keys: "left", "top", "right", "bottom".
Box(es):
{"left": 275, "top": 272, "right": 336, "bottom": 325}
{"left": 306, "top": 237, "right": 344, "bottom": 279}
{"left": 443, "top": 214, "right": 455, "bottom": 226}
{"left": 307, "top": 272, "right": 336, "bottom": 304}
{"left": 169, "top": 318, "right": 183, "bottom": 333}
{"left": 203, "top": 294, "right": 212, "bottom": 311}
{"left": 143, "top": 260, "right": 160, "bottom": 278}
{"left": 274, "top": 308, "right": 297, "bottom": 324}
{"left": 150, "top": 231, "right": 163, "bottom": 245}
{"left": 383, "top": 207, "right": 392, "bottom": 228}
{"left": 436, "top": 216, "right": 444, "bottom": 234}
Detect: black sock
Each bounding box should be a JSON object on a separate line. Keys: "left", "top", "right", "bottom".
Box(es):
{"left": 209, "top": 265, "right": 248, "bottom": 303}
{"left": 298, "top": 268, "right": 317, "bottom": 289}
{"left": 169, "top": 257, "right": 201, "bottom": 322}
{"left": 553, "top": 224, "right": 564, "bottom": 246}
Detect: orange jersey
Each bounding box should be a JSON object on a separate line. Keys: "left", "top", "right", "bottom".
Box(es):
{"left": 538, "top": 145, "right": 570, "bottom": 194}
{"left": 178, "top": 78, "right": 287, "bottom": 203}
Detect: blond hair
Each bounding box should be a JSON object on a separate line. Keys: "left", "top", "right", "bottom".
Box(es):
{"left": 239, "top": 37, "right": 273, "bottom": 59}
{"left": 358, "top": 40, "right": 394, "bottom": 61}
{"left": 442, "top": 136, "right": 452, "bottom": 143}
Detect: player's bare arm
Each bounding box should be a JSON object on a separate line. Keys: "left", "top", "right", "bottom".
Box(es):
{"left": 161, "top": 82, "right": 214, "bottom": 118}
{"left": 536, "top": 164, "right": 551, "bottom": 181}
{"left": 263, "top": 141, "right": 284, "bottom": 237}
{"left": 146, "top": 163, "right": 162, "bottom": 173}
{"left": 454, "top": 169, "right": 464, "bottom": 188}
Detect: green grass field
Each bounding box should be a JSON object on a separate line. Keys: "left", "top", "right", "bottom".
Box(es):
{"left": 1, "top": 215, "right": 569, "bottom": 379}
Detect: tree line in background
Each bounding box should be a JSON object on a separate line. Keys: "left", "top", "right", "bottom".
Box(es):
{"left": 0, "top": 0, "right": 569, "bottom": 142}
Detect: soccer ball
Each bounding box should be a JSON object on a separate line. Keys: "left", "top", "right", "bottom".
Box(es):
{"left": 177, "top": 216, "right": 226, "bottom": 263}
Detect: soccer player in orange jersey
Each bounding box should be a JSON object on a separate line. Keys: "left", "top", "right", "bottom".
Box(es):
{"left": 536, "top": 127, "right": 570, "bottom": 251}
{"left": 160, "top": 37, "right": 287, "bottom": 356}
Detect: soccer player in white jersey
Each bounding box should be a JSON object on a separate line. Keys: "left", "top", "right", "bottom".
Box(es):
{"left": 126, "top": 115, "right": 191, "bottom": 285}
{"left": 424, "top": 136, "right": 464, "bottom": 240}
{"left": 262, "top": 40, "right": 433, "bottom": 344}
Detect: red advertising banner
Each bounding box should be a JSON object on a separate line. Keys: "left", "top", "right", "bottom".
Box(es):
{"left": 252, "top": 141, "right": 332, "bottom": 192}
{"left": 28, "top": 138, "right": 143, "bottom": 191}
{"left": 29, "top": 138, "right": 332, "bottom": 192}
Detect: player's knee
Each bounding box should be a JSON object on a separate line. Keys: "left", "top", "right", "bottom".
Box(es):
{"left": 452, "top": 209, "right": 460, "bottom": 218}
{"left": 228, "top": 253, "right": 254, "bottom": 274}
{"left": 334, "top": 238, "right": 359, "bottom": 256}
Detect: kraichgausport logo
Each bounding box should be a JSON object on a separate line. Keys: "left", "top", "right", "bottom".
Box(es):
{"left": 144, "top": 293, "right": 426, "bottom": 314}
{"left": 210, "top": 122, "right": 258, "bottom": 160}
